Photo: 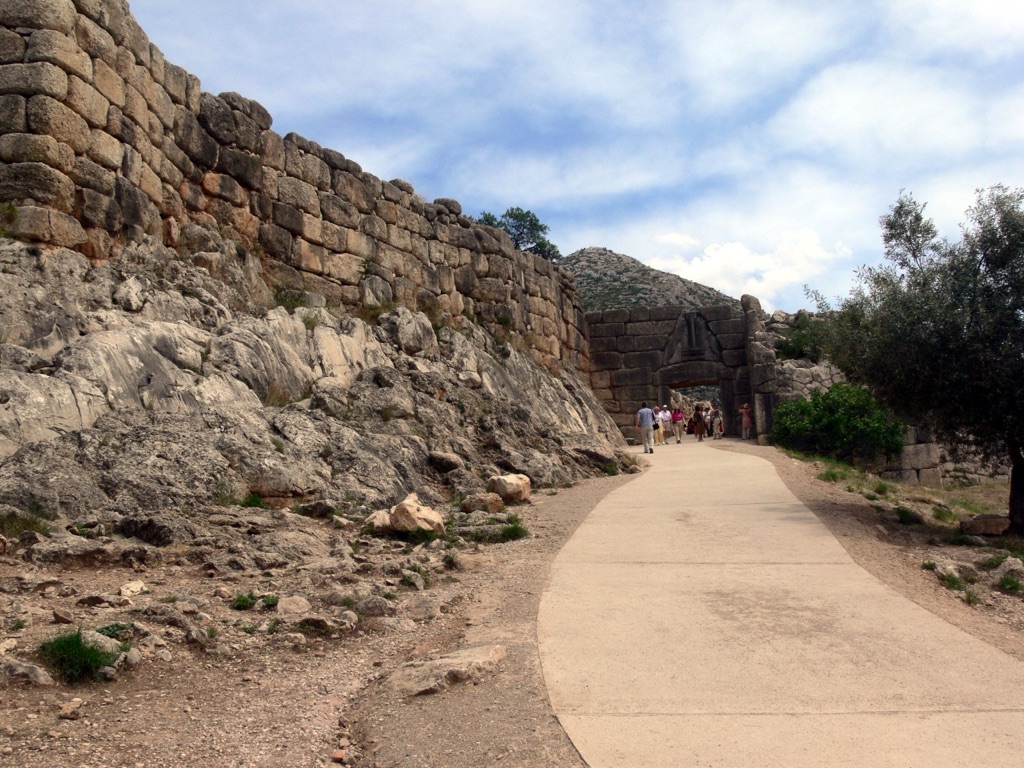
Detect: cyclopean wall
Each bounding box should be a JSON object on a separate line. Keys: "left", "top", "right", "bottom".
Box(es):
{"left": 0, "top": 0, "right": 588, "bottom": 372}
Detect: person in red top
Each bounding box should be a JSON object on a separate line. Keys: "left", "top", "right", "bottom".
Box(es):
{"left": 670, "top": 406, "right": 685, "bottom": 444}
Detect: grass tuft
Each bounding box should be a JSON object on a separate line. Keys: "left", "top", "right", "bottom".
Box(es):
{"left": 39, "top": 630, "right": 117, "bottom": 684}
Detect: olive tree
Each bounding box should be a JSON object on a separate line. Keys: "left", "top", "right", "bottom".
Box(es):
{"left": 817, "top": 185, "right": 1024, "bottom": 531}
{"left": 476, "top": 207, "right": 562, "bottom": 261}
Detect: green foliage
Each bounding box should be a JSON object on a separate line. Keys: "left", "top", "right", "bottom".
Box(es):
{"left": 771, "top": 384, "right": 904, "bottom": 463}
{"left": 9, "top": 618, "right": 27, "bottom": 631}
{"left": 921, "top": 560, "right": 937, "bottom": 571}
{"left": 274, "top": 286, "right": 305, "bottom": 312}
{"left": 977, "top": 553, "right": 1009, "bottom": 570}
{"left": 774, "top": 314, "right": 824, "bottom": 362}
{"left": 0, "top": 510, "right": 53, "bottom": 537}
{"left": 96, "top": 623, "right": 133, "bottom": 640}
{"left": 261, "top": 594, "right": 279, "bottom": 609}
{"left": 241, "top": 492, "right": 270, "bottom": 509}
{"left": 39, "top": 630, "right": 117, "bottom": 684}
{"left": 230, "top": 592, "right": 257, "bottom": 610}
{"left": 814, "top": 186, "right": 1024, "bottom": 527}
{"left": 940, "top": 571, "right": 965, "bottom": 590}
{"left": 894, "top": 506, "right": 921, "bottom": 525}
{"left": 998, "top": 574, "right": 1023, "bottom": 593}
{"left": 932, "top": 506, "right": 957, "bottom": 523}
{"left": 0, "top": 201, "right": 17, "bottom": 237}
{"left": 475, "top": 207, "right": 561, "bottom": 261}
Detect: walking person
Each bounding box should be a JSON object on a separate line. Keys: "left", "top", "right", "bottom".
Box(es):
{"left": 670, "top": 405, "right": 685, "bottom": 444}
{"left": 710, "top": 405, "right": 723, "bottom": 439}
{"left": 658, "top": 405, "right": 673, "bottom": 444}
{"left": 636, "top": 401, "right": 656, "bottom": 454}
{"left": 693, "top": 404, "right": 705, "bottom": 442}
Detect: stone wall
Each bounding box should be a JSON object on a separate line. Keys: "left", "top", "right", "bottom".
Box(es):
{"left": 586, "top": 297, "right": 778, "bottom": 443}
{"left": 0, "top": 0, "right": 587, "bottom": 371}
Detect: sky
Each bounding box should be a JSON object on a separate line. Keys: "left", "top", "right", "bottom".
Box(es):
{"left": 129, "top": 1, "right": 1024, "bottom": 312}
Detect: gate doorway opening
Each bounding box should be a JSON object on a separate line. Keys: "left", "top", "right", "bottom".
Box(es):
{"left": 664, "top": 379, "right": 738, "bottom": 437}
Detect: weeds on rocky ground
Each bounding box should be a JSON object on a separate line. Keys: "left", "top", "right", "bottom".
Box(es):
{"left": 39, "top": 630, "right": 117, "bottom": 684}
{"left": 0, "top": 510, "right": 53, "bottom": 537}
{"left": 230, "top": 592, "right": 257, "bottom": 610}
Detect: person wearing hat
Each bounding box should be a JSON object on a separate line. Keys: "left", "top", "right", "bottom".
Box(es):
{"left": 656, "top": 405, "right": 672, "bottom": 445}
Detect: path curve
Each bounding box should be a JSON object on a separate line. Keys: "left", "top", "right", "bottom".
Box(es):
{"left": 538, "top": 440, "right": 1024, "bottom": 767}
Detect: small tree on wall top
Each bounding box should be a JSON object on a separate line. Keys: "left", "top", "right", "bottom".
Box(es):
{"left": 476, "top": 207, "right": 562, "bottom": 262}
{"left": 815, "top": 185, "right": 1024, "bottom": 532}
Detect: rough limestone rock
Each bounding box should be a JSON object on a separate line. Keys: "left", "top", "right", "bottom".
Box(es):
{"left": 367, "top": 493, "right": 445, "bottom": 535}
{"left": 388, "top": 645, "right": 508, "bottom": 696}
{"left": 460, "top": 492, "right": 504, "bottom": 514}
{"left": 275, "top": 595, "right": 312, "bottom": 615}
{"left": 486, "top": 474, "right": 531, "bottom": 503}
{"left": 960, "top": 515, "right": 1011, "bottom": 536}
{"left": 0, "top": 236, "right": 626, "bottom": 584}
{"left": 1, "top": 657, "right": 55, "bottom": 686}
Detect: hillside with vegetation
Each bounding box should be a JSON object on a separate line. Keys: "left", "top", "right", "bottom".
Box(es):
{"left": 561, "top": 247, "right": 741, "bottom": 313}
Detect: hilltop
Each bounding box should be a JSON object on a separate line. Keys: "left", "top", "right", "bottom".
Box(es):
{"left": 560, "top": 247, "right": 741, "bottom": 313}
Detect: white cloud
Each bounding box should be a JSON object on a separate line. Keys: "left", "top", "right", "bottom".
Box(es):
{"left": 882, "top": 0, "right": 1024, "bottom": 61}
{"left": 767, "top": 62, "right": 985, "bottom": 169}
{"left": 644, "top": 229, "right": 851, "bottom": 312}
{"left": 656, "top": 233, "right": 702, "bottom": 252}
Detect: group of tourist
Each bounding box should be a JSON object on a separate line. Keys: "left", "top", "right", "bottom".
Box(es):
{"left": 634, "top": 401, "right": 753, "bottom": 454}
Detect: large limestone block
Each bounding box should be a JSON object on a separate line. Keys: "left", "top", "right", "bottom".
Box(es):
{"left": 27, "top": 29, "right": 93, "bottom": 80}
{"left": 960, "top": 515, "right": 1011, "bottom": 536}
{"left": 27, "top": 95, "right": 90, "bottom": 152}
{"left": 389, "top": 494, "right": 445, "bottom": 535}
{"left": 66, "top": 75, "right": 110, "bottom": 128}
{"left": 379, "top": 307, "right": 438, "bottom": 357}
{"left": 0, "top": 0, "right": 77, "bottom": 34}
{"left": 0, "top": 61, "right": 68, "bottom": 99}
{"left": 487, "top": 473, "right": 531, "bottom": 503}
{"left": 0, "top": 161, "right": 75, "bottom": 213}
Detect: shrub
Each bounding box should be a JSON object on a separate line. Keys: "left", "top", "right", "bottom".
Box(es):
{"left": 0, "top": 510, "right": 52, "bottom": 537}
{"left": 261, "top": 594, "right": 279, "bottom": 609}
{"left": 932, "top": 507, "right": 957, "bottom": 523}
{"left": 241, "top": 493, "right": 270, "bottom": 509}
{"left": 771, "top": 384, "right": 904, "bottom": 463}
{"left": 39, "top": 630, "right": 117, "bottom": 684}
{"left": 498, "top": 514, "right": 529, "bottom": 542}
{"left": 274, "top": 286, "right": 305, "bottom": 312}
{"left": 999, "top": 574, "right": 1023, "bottom": 594}
{"left": 940, "top": 571, "right": 965, "bottom": 590}
{"left": 230, "top": 592, "right": 257, "bottom": 610}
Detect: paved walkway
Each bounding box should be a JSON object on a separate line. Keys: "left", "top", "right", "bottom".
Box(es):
{"left": 538, "top": 439, "right": 1024, "bottom": 767}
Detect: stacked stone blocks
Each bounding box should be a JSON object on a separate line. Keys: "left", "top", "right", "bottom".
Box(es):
{"left": 586, "top": 302, "right": 769, "bottom": 442}
{"left": 0, "top": 0, "right": 587, "bottom": 372}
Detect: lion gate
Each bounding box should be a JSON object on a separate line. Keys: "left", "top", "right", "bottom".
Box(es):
{"left": 586, "top": 296, "right": 778, "bottom": 444}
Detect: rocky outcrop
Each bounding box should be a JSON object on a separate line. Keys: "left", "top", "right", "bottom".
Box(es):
{"left": 561, "top": 247, "right": 740, "bottom": 313}
{"left": 0, "top": 237, "right": 626, "bottom": 535}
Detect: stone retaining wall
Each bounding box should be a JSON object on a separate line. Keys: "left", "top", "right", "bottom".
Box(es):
{"left": 0, "top": 0, "right": 587, "bottom": 371}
